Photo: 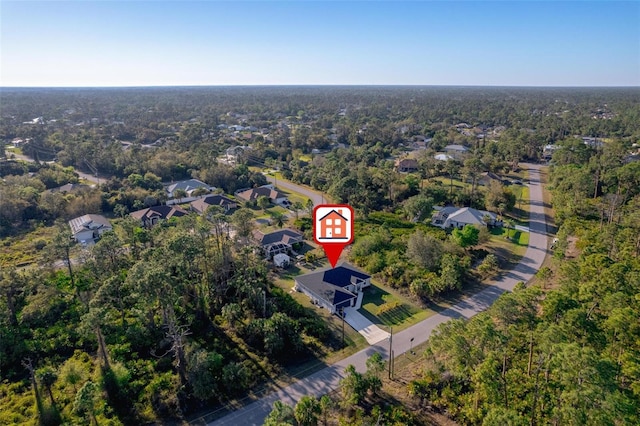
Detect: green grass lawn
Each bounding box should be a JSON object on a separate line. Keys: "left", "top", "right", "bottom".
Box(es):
{"left": 359, "top": 283, "right": 435, "bottom": 330}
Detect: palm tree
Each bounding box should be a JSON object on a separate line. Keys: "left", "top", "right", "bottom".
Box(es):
{"left": 270, "top": 211, "right": 286, "bottom": 228}
{"left": 292, "top": 201, "right": 303, "bottom": 220}
{"left": 173, "top": 188, "right": 188, "bottom": 204}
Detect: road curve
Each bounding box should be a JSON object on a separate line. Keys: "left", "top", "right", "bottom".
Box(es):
{"left": 4, "top": 150, "right": 103, "bottom": 185}
{"left": 202, "top": 164, "right": 548, "bottom": 426}
{"left": 264, "top": 174, "right": 328, "bottom": 206}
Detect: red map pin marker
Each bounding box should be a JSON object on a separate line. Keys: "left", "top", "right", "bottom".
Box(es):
{"left": 313, "top": 204, "right": 354, "bottom": 268}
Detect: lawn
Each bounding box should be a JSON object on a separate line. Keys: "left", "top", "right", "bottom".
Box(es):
{"left": 359, "top": 283, "right": 435, "bottom": 329}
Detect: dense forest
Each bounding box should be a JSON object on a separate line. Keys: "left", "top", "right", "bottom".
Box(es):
{"left": 1, "top": 86, "right": 639, "bottom": 424}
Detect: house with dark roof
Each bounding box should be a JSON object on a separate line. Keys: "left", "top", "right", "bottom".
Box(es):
{"left": 252, "top": 228, "right": 304, "bottom": 259}
{"left": 68, "top": 214, "right": 112, "bottom": 244}
{"left": 236, "top": 186, "right": 287, "bottom": 205}
{"left": 294, "top": 263, "right": 371, "bottom": 314}
{"left": 190, "top": 194, "right": 238, "bottom": 214}
{"left": 130, "top": 205, "right": 188, "bottom": 227}
{"left": 431, "top": 206, "right": 501, "bottom": 229}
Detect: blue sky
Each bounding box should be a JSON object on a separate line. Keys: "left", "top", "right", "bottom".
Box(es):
{"left": 1, "top": 1, "right": 638, "bottom": 87}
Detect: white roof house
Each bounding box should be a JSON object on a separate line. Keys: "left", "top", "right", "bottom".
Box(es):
{"left": 434, "top": 153, "right": 454, "bottom": 161}
{"left": 432, "top": 206, "right": 500, "bottom": 229}
{"left": 166, "top": 179, "right": 214, "bottom": 198}
{"left": 68, "top": 214, "right": 112, "bottom": 244}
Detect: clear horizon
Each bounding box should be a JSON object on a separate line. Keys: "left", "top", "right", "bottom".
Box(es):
{"left": 2, "top": 1, "right": 639, "bottom": 88}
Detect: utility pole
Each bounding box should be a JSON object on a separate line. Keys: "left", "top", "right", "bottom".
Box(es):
{"left": 340, "top": 308, "right": 345, "bottom": 348}
{"left": 388, "top": 326, "right": 393, "bottom": 379}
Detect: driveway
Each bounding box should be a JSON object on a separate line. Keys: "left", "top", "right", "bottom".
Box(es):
{"left": 343, "top": 296, "right": 390, "bottom": 345}
{"left": 204, "top": 163, "right": 548, "bottom": 426}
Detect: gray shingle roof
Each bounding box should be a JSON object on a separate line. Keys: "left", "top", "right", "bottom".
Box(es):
{"left": 190, "top": 195, "right": 237, "bottom": 213}
{"left": 253, "top": 228, "right": 303, "bottom": 246}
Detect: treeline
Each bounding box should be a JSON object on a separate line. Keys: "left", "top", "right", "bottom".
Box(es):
{"left": 2, "top": 87, "right": 639, "bottom": 181}
{"left": 408, "top": 141, "right": 640, "bottom": 424}
{"left": 0, "top": 214, "right": 338, "bottom": 424}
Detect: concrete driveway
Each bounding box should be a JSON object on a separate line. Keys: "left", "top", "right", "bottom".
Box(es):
{"left": 343, "top": 306, "right": 390, "bottom": 345}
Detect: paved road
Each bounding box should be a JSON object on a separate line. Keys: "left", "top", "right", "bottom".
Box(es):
{"left": 4, "top": 150, "right": 103, "bottom": 185}
{"left": 264, "top": 175, "right": 328, "bottom": 206}
{"left": 204, "top": 164, "right": 548, "bottom": 426}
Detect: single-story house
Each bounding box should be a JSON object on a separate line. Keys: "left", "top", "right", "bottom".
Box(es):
{"left": 294, "top": 263, "right": 371, "bottom": 314}
{"left": 130, "top": 205, "right": 188, "bottom": 227}
{"left": 394, "top": 158, "right": 419, "bottom": 173}
{"left": 478, "top": 172, "right": 503, "bottom": 187}
{"left": 68, "top": 214, "right": 112, "bottom": 244}
{"left": 444, "top": 144, "right": 470, "bottom": 159}
{"left": 50, "top": 183, "right": 90, "bottom": 193}
{"left": 190, "top": 194, "right": 238, "bottom": 214}
{"left": 165, "top": 179, "right": 215, "bottom": 205}
{"left": 236, "top": 186, "right": 287, "bottom": 205}
{"left": 252, "top": 228, "right": 304, "bottom": 258}
{"left": 434, "top": 153, "right": 454, "bottom": 162}
{"left": 432, "top": 206, "right": 501, "bottom": 229}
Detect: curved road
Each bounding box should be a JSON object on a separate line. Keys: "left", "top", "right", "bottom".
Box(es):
{"left": 4, "top": 150, "right": 103, "bottom": 185}
{"left": 264, "top": 174, "right": 328, "bottom": 206}
{"left": 206, "top": 164, "right": 549, "bottom": 425}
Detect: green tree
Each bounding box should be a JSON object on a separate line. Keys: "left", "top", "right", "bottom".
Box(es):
{"left": 257, "top": 195, "right": 271, "bottom": 210}
{"left": 406, "top": 230, "right": 444, "bottom": 270}
{"left": 73, "top": 381, "right": 99, "bottom": 425}
{"left": 264, "top": 400, "right": 295, "bottom": 426}
{"left": 340, "top": 365, "right": 368, "bottom": 408}
{"left": 173, "top": 188, "right": 188, "bottom": 203}
{"left": 451, "top": 225, "right": 480, "bottom": 248}
{"left": 231, "top": 208, "right": 255, "bottom": 242}
{"left": 402, "top": 194, "right": 434, "bottom": 222}
{"left": 294, "top": 395, "right": 321, "bottom": 426}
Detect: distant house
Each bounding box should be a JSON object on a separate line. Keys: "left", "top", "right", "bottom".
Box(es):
{"left": 130, "top": 205, "right": 188, "bottom": 227}
{"left": 68, "top": 214, "right": 112, "bottom": 244}
{"left": 434, "top": 153, "right": 454, "bottom": 162}
{"left": 50, "top": 183, "right": 90, "bottom": 193}
{"left": 432, "top": 206, "right": 501, "bottom": 229}
{"left": 190, "top": 194, "right": 238, "bottom": 214}
{"left": 252, "top": 228, "right": 304, "bottom": 259}
{"left": 317, "top": 209, "right": 349, "bottom": 240}
{"left": 165, "top": 179, "right": 214, "bottom": 205}
{"left": 444, "top": 144, "right": 470, "bottom": 159}
{"left": 394, "top": 158, "right": 419, "bottom": 173}
{"left": 294, "top": 264, "right": 371, "bottom": 314}
{"left": 478, "top": 172, "right": 503, "bottom": 187}
{"left": 542, "top": 144, "right": 560, "bottom": 160}
{"left": 224, "top": 145, "right": 251, "bottom": 163}
{"left": 236, "top": 186, "right": 287, "bottom": 205}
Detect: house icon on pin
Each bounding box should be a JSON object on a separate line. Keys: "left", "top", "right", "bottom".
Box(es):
{"left": 318, "top": 209, "right": 349, "bottom": 239}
